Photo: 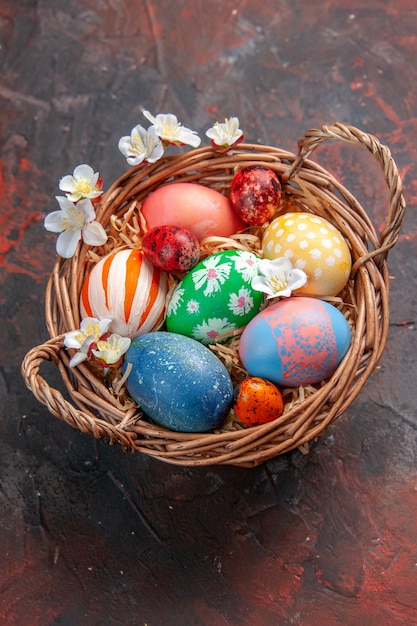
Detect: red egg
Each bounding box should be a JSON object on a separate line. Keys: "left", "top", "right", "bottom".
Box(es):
{"left": 141, "top": 182, "right": 245, "bottom": 241}
{"left": 230, "top": 165, "right": 282, "bottom": 225}
{"left": 142, "top": 225, "right": 200, "bottom": 273}
{"left": 233, "top": 376, "right": 284, "bottom": 427}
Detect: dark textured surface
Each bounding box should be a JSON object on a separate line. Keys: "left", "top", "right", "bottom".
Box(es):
{"left": 1, "top": 1, "right": 417, "bottom": 624}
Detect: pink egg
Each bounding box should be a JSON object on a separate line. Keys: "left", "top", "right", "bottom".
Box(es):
{"left": 141, "top": 182, "right": 245, "bottom": 241}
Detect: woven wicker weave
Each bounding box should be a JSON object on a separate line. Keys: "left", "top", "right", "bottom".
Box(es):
{"left": 21, "top": 123, "right": 406, "bottom": 467}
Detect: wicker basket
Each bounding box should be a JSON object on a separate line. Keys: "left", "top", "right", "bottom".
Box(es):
{"left": 21, "top": 123, "right": 406, "bottom": 467}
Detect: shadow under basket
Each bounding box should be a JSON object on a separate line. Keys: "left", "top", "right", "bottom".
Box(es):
{"left": 21, "top": 123, "right": 406, "bottom": 467}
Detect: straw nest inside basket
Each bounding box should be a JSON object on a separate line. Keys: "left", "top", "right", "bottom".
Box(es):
{"left": 22, "top": 125, "right": 406, "bottom": 466}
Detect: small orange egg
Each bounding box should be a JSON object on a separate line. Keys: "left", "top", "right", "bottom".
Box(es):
{"left": 234, "top": 377, "right": 284, "bottom": 427}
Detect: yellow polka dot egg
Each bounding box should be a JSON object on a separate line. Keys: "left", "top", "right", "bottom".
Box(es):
{"left": 262, "top": 212, "right": 352, "bottom": 297}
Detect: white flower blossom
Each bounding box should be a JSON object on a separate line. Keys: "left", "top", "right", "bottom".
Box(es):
{"left": 143, "top": 110, "right": 201, "bottom": 147}
{"left": 44, "top": 196, "right": 108, "bottom": 258}
{"left": 59, "top": 164, "right": 103, "bottom": 202}
{"left": 68, "top": 337, "right": 94, "bottom": 368}
{"left": 92, "top": 333, "right": 131, "bottom": 366}
{"left": 118, "top": 124, "right": 164, "bottom": 166}
{"left": 205, "top": 117, "right": 244, "bottom": 152}
{"left": 64, "top": 318, "right": 112, "bottom": 349}
{"left": 64, "top": 318, "right": 130, "bottom": 368}
{"left": 252, "top": 257, "right": 307, "bottom": 299}
{"left": 64, "top": 318, "right": 112, "bottom": 367}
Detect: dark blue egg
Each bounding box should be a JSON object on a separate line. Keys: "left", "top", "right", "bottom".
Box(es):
{"left": 122, "top": 332, "right": 233, "bottom": 432}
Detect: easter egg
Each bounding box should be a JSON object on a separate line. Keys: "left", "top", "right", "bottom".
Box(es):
{"left": 166, "top": 249, "right": 264, "bottom": 345}
{"left": 234, "top": 377, "right": 284, "bottom": 427}
{"left": 262, "top": 212, "right": 352, "bottom": 296}
{"left": 80, "top": 249, "right": 168, "bottom": 338}
{"left": 141, "top": 182, "right": 245, "bottom": 241}
{"left": 239, "top": 297, "right": 351, "bottom": 387}
{"left": 230, "top": 165, "right": 282, "bottom": 225}
{"left": 142, "top": 225, "right": 200, "bottom": 273}
{"left": 122, "top": 332, "right": 234, "bottom": 432}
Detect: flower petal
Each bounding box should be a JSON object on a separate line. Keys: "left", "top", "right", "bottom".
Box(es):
{"left": 289, "top": 269, "right": 308, "bottom": 291}
{"left": 64, "top": 330, "right": 84, "bottom": 349}
{"left": 80, "top": 317, "right": 106, "bottom": 335}
{"left": 144, "top": 129, "right": 165, "bottom": 162}
{"left": 69, "top": 351, "right": 89, "bottom": 368}
{"left": 266, "top": 286, "right": 292, "bottom": 299}
{"left": 44, "top": 210, "right": 65, "bottom": 233}
{"left": 56, "top": 229, "right": 81, "bottom": 258}
{"left": 81, "top": 221, "right": 108, "bottom": 247}
{"left": 206, "top": 117, "right": 243, "bottom": 149}
{"left": 60, "top": 165, "right": 102, "bottom": 201}
{"left": 55, "top": 195, "right": 74, "bottom": 211}
{"left": 145, "top": 111, "right": 201, "bottom": 147}
{"left": 251, "top": 275, "right": 275, "bottom": 296}
{"left": 118, "top": 135, "right": 136, "bottom": 158}
{"left": 118, "top": 124, "right": 164, "bottom": 166}
{"left": 73, "top": 163, "right": 95, "bottom": 180}
{"left": 176, "top": 128, "right": 201, "bottom": 147}
{"left": 87, "top": 188, "right": 103, "bottom": 199}
{"left": 59, "top": 175, "right": 76, "bottom": 193}
{"left": 98, "top": 318, "right": 112, "bottom": 335}
{"left": 256, "top": 259, "right": 276, "bottom": 279}
{"left": 252, "top": 257, "right": 307, "bottom": 299}
{"left": 93, "top": 333, "right": 131, "bottom": 364}
{"left": 128, "top": 154, "right": 146, "bottom": 166}
{"left": 142, "top": 110, "right": 156, "bottom": 125}
{"left": 76, "top": 198, "right": 96, "bottom": 223}
{"left": 118, "top": 135, "right": 146, "bottom": 166}
{"left": 79, "top": 335, "right": 96, "bottom": 353}
{"left": 261, "top": 257, "right": 293, "bottom": 277}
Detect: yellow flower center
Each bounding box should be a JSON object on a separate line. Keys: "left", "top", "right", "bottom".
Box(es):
{"left": 61, "top": 205, "right": 85, "bottom": 231}
{"left": 131, "top": 139, "right": 145, "bottom": 154}
{"left": 270, "top": 275, "right": 288, "bottom": 292}
{"left": 75, "top": 178, "right": 93, "bottom": 196}
{"left": 73, "top": 321, "right": 100, "bottom": 344}
{"left": 160, "top": 119, "right": 180, "bottom": 138}
{"left": 82, "top": 320, "right": 101, "bottom": 337}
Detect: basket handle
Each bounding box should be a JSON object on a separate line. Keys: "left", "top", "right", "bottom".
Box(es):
{"left": 21, "top": 337, "right": 136, "bottom": 447}
{"left": 282, "top": 122, "right": 406, "bottom": 265}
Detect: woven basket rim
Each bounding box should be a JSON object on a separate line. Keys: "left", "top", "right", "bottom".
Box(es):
{"left": 21, "top": 123, "right": 406, "bottom": 467}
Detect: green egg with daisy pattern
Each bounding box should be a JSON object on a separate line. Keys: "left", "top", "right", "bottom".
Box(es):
{"left": 166, "top": 250, "right": 264, "bottom": 345}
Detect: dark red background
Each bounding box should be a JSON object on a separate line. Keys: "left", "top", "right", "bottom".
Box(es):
{"left": 1, "top": 1, "right": 417, "bottom": 624}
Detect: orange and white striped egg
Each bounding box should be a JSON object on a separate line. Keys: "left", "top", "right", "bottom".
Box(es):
{"left": 80, "top": 249, "right": 169, "bottom": 338}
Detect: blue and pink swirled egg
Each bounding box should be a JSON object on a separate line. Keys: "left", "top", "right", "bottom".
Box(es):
{"left": 239, "top": 297, "right": 351, "bottom": 387}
